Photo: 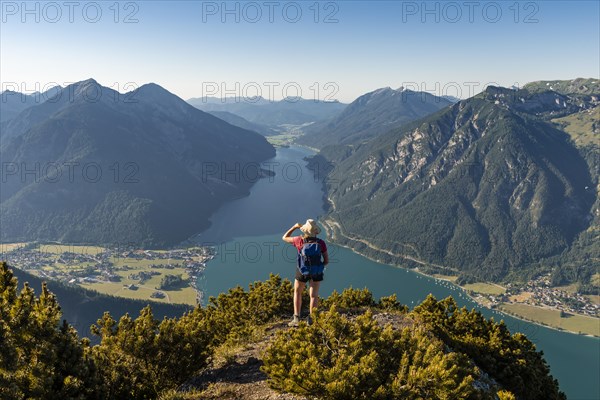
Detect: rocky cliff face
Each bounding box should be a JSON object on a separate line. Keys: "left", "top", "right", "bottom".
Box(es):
{"left": 320, "top": 85, "right": 597, "bottom": 282}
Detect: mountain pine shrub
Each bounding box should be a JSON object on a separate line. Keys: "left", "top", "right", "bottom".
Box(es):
{"left": 262, "top": 305, "right": 484, "bottom": 399}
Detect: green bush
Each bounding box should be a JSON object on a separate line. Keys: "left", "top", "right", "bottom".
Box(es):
{"left": 321, "top": 289, "right": 407, "bottom": 313}
{"left": 202, "top": 274, "right": 293, "bottom": 343}
{"left": 412, "top": 295, "right": 566, "bottom": 400}
{"left": 90, "top": 306, "right": 212, "bottom": 399}
{"left": 0, "top": 262, "right": 101, "bottom": 400}
{"left": 377, "top": 294, "right": 409, "bottom": 312}
{"left": 321, "top": 287, "right": 376, "bottom": 309}
{"left": 497, "top": 390, "right": 517, "bottom": 400}
{"left": 262, "top": 305, "right": 485, "bottom": 400}
{"left": 90, "top": 274, "right": 292, "bottom": 399}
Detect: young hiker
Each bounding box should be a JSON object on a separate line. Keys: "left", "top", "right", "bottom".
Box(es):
{"left": 282, "top": 219, "right": 329, "bottom": 326}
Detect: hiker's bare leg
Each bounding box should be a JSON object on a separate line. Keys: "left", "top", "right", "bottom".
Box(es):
{"left": 309, "top": 281, "right": 321, "bottom": 314}
{"left": 294, "top": 279, "right": 305, "bottom": 316}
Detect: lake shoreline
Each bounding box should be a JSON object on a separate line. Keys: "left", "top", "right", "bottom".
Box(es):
{"left": 496, "top": 304, "right": 599, "bottom": 338}
{"left": 319, "top": 216, "right": 600, "bottom": 338}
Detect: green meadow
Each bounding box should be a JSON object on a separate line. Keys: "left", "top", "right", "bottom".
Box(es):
{"left": 499, "top": 303, "right": 600, "bottom": 337}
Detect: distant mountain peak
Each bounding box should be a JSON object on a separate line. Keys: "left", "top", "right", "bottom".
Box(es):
{"left": 297, "top": 86, "right": 451, "bottom": 148}
{"left": 281, "top": 96, "right": 305, "bottom": 102}
{"left": 62, "top": 78, "right": 117, "bottom": 102}
{"left": 71, "top": 78, "right": 100, "bottom": 92}
{"left": 187, "top": 93, "right": 346, "bottom": 126}
{"left": 137, "top": 82, "right": 168, "bottom": 93}
{"left": 132, "top": 83, "right": 202, "bottom": 117}
{"left": 477, "top": 82, "right": 597, "bottom": 118}
{"left": 79, "top": 78, "right": 98, "bottom": 85}
{"left": 524, "top": 78, "right": 600, "bottom": 96}
{"left": 134, "top": 82, "right": 180, "bottom": 101}
{"left": 372, "top": 87, "right": 394, "bottom": 95}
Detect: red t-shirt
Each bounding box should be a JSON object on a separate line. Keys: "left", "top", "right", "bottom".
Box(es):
{"left": 291, "top": 236, "right": 328, "bottom": 253}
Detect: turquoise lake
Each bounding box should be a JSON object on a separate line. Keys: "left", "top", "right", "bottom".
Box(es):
{"left": 194, "top": 146, "right": 600, "bottom": 400}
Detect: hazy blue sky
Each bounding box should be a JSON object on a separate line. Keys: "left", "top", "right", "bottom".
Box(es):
{"left": 1, "top": 0, "right": 598, "bottom": 102}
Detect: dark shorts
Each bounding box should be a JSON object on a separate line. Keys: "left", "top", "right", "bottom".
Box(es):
{"left": 295, "top": 269, "right": 324, "bottom": 283}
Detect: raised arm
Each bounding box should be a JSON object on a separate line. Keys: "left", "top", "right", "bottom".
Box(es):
{"left": 282, "top": 223, "right": 302, "bottom": 243}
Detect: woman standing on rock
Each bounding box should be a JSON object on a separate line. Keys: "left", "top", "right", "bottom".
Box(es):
{"left": 282, "top": 219, "right": 329, "bottom": 326}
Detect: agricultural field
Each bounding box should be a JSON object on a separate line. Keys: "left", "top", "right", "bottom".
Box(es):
{"left": 39, "top": 244, "right": 107, "bottom": 255}
{"left": 462, "top": 282, "right": 506, "bottom": 295}
{"left": 499, "top": 303, "right": 600, "bottom": 337}
{"left": 0, "top": 243, "right": 27, "bottom": 253}
{"left": 83, "top": 258, "right": 198, "bottom": 305}
{"left": 266, "top": 133, "right": 296, "bottom": 147}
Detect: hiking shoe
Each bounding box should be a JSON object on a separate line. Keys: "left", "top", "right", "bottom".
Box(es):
{"left": 288, "top": 315, "right": 300, "bottom": 327}
{"left": 307, "top": 315, "right": 313, "bottom": 326}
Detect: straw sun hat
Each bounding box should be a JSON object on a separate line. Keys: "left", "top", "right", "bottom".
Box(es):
{"left": 300, "top": 219, "right": 321, "bottom": 236}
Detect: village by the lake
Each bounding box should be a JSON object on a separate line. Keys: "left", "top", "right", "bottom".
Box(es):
{"left": 0, "top": 243, "right": 214, "bottom": 306}
{"left": 463, "top": 273, "right": 600, "bottom": 336}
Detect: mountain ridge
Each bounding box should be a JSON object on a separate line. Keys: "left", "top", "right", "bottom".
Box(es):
{"left": 188, "top": 96, "right": 347, "bottom": 127}
{"left": 0, "top": 79, "right": 276, "bottom": 247}
{"left": 314, "top": 83, "right": 597, "bottom": 284}
{"left": 296, "top": 87, "right": 452, "bottom": 148}
{"left": 0, "top": 85, "right": 62, "bottom": 122}
{"left": 206, "top": 110, "right": 278, "bottom": 136}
